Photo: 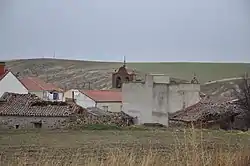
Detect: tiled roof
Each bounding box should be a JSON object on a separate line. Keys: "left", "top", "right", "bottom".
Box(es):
{"left": 80, "top": 90, "right": 122, "bottom": 102}
{"left": 20, "top": 77, "right": 63, "bottom": 92}
{"left": 0, "top": 92, "right": 82, "bottom": 117}
{"left": 0, "top": 70, "right": 9, "bottom": 81}
{"left": 169, "top": 98, "right": 244, "bottom": 123}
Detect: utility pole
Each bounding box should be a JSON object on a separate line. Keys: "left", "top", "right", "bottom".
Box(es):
{"left": 123, "top": 56, "right": 126, "bottom": 67}
{"left": 53, "top": 51, "right": 56, "bottom": 59}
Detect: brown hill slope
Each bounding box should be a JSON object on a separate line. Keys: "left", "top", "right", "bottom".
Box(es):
{"left": 5, "top": 58, "right": 142, "bottom": 90}
{"left": 5, "top": 58, "right": 250, "bottom": 90}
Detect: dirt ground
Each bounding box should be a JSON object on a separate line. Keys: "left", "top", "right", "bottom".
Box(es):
{"left": 0, "top": 129, "right": 250, "bottom": 161}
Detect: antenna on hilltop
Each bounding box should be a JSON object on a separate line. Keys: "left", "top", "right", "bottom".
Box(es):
{"left": 53, "top": 51, "right": 56, "bottom": 59}
{"left": 123, "top": 56, "right": 126, "bottom": 67}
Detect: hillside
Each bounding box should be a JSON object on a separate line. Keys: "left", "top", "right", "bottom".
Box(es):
{"left": 5, "top": 58, "right": 250, "bottom": 90}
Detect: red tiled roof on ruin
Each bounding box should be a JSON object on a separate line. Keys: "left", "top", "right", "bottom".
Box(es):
{"left": 80, "top": 90, "right": 122, "bottom": 102}
{"left": 0, "top": 70, "right": 10, "bottom": 81}
{"left": 20, "top": 77, "right": 63, "bottom": 92}
{"left": 169, "top": 98, "right": 244, "bottom": 123}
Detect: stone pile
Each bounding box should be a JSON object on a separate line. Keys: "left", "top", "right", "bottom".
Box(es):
{"left": 68, "top": 111, "right": 134, "bottom": 128}
{"left": 0, "top": 92, "right": 134, "bottom": 127}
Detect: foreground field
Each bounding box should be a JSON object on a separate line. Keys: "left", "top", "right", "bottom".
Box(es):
{"left": 6, "top": 59, "right": 250, "bottom": 89}
{"left": 0, "top": 129, "right": 250, "bottom": 165}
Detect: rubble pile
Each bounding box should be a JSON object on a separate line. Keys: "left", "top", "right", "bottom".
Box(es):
{"left": 170, "top": 97, "right": 249, "bottom": 130}
{"left": 0, "top": 92, "right": 134, "bottom": 128}
{"left": 68, "top": 111, "right": 134, "bottom": 128}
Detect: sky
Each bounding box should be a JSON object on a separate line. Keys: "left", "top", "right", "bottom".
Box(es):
{"left": 0, "top": 0, "right": 250, "bottom": 62}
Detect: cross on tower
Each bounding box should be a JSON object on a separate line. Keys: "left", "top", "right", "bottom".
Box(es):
{"left": 123, "top": 56, "right": 126, "bottom": 67}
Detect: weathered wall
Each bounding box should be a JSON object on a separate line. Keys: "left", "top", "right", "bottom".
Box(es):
{"left": 76, "top": 92, "right": 96, "bottom": 108}
{"left": 0, "top": 72, "right": 28, "bottom": 97}
{"left": 64, "top": 90, "right": 122, "bottom": 112}
{"left": 168, "top": 84, "right": 200, "bottom": 113}
{"left": 0, "top": 116, "right": 69, "bottom": 129}
{"left": 122, "top": 75, "right": 200, "bottom": 126}
{"left": 96, "top": 102, "right": 122, "bottom": 112}
{"left": 64, "top": 89, "right": 74, "bottom": 100}
{"left": 122, "top": 82, "right": 153, "bottom": 125}
{"left": 64, "top": 89, "right": 96, "bottom": 108}
{"left": 152, "top": 84, "right": 169, "bottom": 125}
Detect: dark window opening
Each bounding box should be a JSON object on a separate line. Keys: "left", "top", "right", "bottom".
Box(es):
{"left": 53, "top": 92, "right": 59, "bottom": 100}
{"left": 116, "top": 76, "right": 122, "bottom": 88}
{"left": 33, "top": 122, "right": 42, "bottom": 128}
{"left": 125, "top": 76, "right": 130, "bottom": 82}
{"left": 15, "top": 125, "right": 19, "bottom": 129}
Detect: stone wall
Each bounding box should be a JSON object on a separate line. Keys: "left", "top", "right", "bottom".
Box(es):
{"left": 0, "top": 116, "right": 69, "bottom": 129}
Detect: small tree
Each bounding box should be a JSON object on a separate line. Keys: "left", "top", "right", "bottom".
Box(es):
{"left": 236, "top": 74, "right": 250, "bottom": 112}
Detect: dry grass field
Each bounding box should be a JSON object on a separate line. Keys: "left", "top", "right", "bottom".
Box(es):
{"left": 5, "top": 58, "right": 250, "bottom": 90}
{"left": 0, "top": 128, "right": 250, "bottom": 165}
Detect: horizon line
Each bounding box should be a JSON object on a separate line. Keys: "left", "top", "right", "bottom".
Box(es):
{"left": 1, "top": 57, "right": 250, "bottom": 64}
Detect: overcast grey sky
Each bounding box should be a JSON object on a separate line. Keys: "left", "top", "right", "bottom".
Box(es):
{"left": 0, "top": 0, "right": 249, "bottom": 62}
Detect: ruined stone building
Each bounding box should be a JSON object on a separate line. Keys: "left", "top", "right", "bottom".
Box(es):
{"left": 0, "top": 92, "right": 82, "bottom": 129}
{"left": 122, "top": 74, "right": 200, "bottom": 126}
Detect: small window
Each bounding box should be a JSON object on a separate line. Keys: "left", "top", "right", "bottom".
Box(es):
{"left": 15, "top": 125, "right": 19, "bottom": 129}
{"left": 33, "top": 122, "right": 42, "bottom": 128}
{"left": 53, "top": 92, "right": 59, "bottom": 100}
{"left": 102, "top": 106, "right": 108, "bottom": 111}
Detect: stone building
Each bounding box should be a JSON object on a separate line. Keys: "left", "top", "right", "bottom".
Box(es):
{"left": 0, "top": 92, "right": 82, "bottom": 129}
{"left": 122, "top": 74, "right": 200, "bottom": 126}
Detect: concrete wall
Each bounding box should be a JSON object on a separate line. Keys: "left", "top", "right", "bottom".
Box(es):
{"left": 64, "top": 89, "right": 74, "bottom": 100}
{"left": 122, "top": 74, "right": 200, "bottom": 126}
{"left": 0, "top": 116, "right": 69, "bottom": 129}
{"left": 168, "top": 84, "right": 200, "bottom": 113}
{"left": 64, "top": 89, "right": 96, "bottom": 108}
{"left": 0, "top": 72, "right": 28, "bottom": 97}
{"left": 122, "top": 82, "right": 158, "bottom": 125}
{"left": 152, "top": 84, "right": 169, "bottom": 125}
{"left": 96, "top": 102, "right": 122, "bottom": 112}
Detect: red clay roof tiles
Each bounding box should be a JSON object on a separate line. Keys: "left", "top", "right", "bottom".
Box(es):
{"left": 20, "top": 77, "right": 63, "bottom": 92}
{"left": 80, "top": 90, "right": 122, "bottom": 102}
{"left": 0, "top": 70, "right": 9, "bottom": 81}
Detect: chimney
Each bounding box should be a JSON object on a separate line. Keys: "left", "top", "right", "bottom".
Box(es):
{"left": 0, "top": 62, "right": 6, "bottom": 75}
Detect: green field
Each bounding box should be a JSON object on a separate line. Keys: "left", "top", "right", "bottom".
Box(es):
{"left": 0, "top": 129, "right": 250, "bottom": 165}
{"left": 5, "top": 59, "right": 250, "bottom": 90}
{"left": 129, "top": 62, "right": 250, "bottom": 84}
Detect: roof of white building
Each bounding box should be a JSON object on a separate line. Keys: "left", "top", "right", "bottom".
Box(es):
{"left": 20, "top": 77, "right": 63, "bottom": 92}
{"left": 80, "top": 90, "right": 122, "bottom": 102}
